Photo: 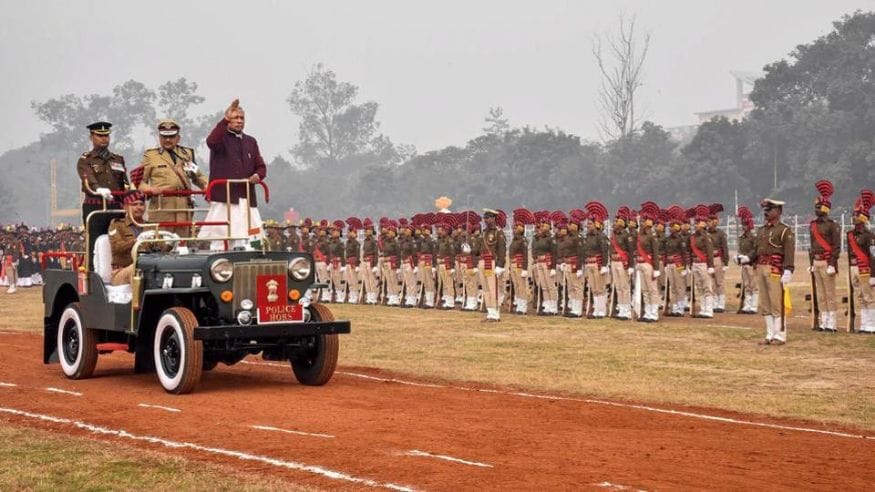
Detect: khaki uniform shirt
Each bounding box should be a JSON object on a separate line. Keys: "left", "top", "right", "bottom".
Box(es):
{"left": 753, "top": 221, "right": 795, "bottom": 272}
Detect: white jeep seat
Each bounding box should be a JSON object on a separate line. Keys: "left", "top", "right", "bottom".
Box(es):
{"left": 93, "top": 234, "right": 132, "bottom": 304}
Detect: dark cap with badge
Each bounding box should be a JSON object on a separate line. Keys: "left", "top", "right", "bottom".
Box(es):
{"left": 87, "top": 121, "right": 112, "bottom": 135}
{"left": 157, "top": 119, "right": 180, "bottom": 136}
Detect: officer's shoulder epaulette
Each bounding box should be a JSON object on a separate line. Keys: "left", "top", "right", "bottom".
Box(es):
{"left": 144, "top": 147, "right": 161, "bottom": 154}
{"left": 80, "top": 151, "right": 90, "bottom": 158}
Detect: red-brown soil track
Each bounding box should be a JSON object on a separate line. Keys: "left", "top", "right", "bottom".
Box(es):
{"left": 0, "top": 331, "right": 872, "bottom": 490}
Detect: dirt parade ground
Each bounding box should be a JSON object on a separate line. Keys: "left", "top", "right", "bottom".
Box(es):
{"left": 0, "top": 328, "right": 873, "bottom": 491}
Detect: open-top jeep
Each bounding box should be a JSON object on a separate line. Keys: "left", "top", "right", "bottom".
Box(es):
{"left": 42, "top": 180, "right": 350, "bottom": 394}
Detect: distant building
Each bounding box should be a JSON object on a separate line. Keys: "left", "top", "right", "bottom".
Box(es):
{"left": 668, "top": 71, "right": 761, "bottom": 144}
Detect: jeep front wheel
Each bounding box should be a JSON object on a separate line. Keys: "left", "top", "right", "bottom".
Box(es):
{"left": 153, "top": 307, "right": 203, "bottom": 394}
{"left": 291, "top": 304, "right": 339, "bottom": 386}
{"left": 57, "top": 302, "right": 98, "bottom": 379}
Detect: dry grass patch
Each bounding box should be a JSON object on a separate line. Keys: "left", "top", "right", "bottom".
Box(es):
{"left": 0, "top": 422, "right": 311, "bottom": 491}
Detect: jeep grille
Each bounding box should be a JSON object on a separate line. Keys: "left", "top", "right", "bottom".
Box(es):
{"left": 232, "top": 261, "right": 288, "bottom": 308}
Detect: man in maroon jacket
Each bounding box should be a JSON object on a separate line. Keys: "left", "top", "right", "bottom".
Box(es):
{"left": 198, "top": 99, "right": 268, "bottom": 250}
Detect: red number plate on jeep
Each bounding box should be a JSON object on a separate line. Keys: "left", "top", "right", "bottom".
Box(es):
{"left": 256, "top": 274, "right": 304, "bottom": 324}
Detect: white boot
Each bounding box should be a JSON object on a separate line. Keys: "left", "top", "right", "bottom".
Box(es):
{"left": 763, "top": 315, "right": 774, "bottom": 342}
{"left": 862, "top": 309, "right": 875, "bottom": 333}
{"left": 516, "top": 299, "right": 528, "bottom": 314}
{"left": 568, "top": 299, "right": 581, "bottom": 317}
{"left": 348, "top": 292, "right": 358, "bottom": 304}
{"left": 703, "top": 295, "right": 715, "bottom": 318}
{"left": 772, "top": 316, "right": 787, "bottom": 343}
{"left": 749, "top": 292, "right": 759, "bottom": 313}
{"left": 486, "top": 307, "right": 500, "bottom": 320}
{"left": 387, "top": 294, "right": 400, "bottom": 306}
{"left": 424, "top": 291, "right": 435, "bottom": 307}
{"left": 593, "top": 295, "right": 606, "bottom": 317}
{"left": 830, "top": 311, "right": 838, "bottom": 331}
{"left": 716, "top": 294, "right": 726, "bottom": 312}
{"left": 320, "top": 290, "right": 331, "bottom": 302}
{"left": 616, "top": 304, "right": 630, "bottom": 319}
{"left": 464, "top": 297, "right": 478, "bottom": 311}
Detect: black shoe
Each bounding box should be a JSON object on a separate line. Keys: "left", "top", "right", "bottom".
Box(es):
{"left": 713, "top": 308, "right": 725, "bottom": 313}
{"left": 813, "top": 326, "right": 823, "bottom": 331}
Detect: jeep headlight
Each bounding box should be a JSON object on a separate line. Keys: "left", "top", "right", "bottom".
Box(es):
{"left": 289, "top": 257, "right": 311, "bottom": 280}
{"left": 210, "top": 258, "right": 233, "bottom": 283}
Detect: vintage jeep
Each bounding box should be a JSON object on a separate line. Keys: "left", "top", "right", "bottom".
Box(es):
{"left": 43, "top": 185, "right": 349, "bottom": 394}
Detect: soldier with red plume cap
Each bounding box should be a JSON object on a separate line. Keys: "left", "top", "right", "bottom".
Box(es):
{"left": 435, "top": 217, "right": 457, "bottom": 309}
{"left": 510, "top": 209, "right": 534, "bottom": 314}
{"left": 532, "top": 211, "right": 559, "bottom": 314}
{"left": 809, "top": 180, "right": 842, "bottom": 332}
{"left": 736, "top": 206, "right": 759, "bottom": 314}
{"left": 360, "top": 218, "right": 380, "bottom": 304}
{"left": 380, "top": 220, "right": 402, "bottom": 306}
{"left": 417, "top": 217, "right": 438, "bottom": 308}
{"left": 344, "top": 218, "right": 363, "bottom": 304}
{"left": 477, "top": 209, "right": 507, "bottom": 322}
{"left": 635, "top": 202, "right": 662, "bottom": 322}
{"left": 690, "top": 205, "right": 716, "bottom": 318}
{"left": 327, "top": 220, "right": 346, "bottom": 302}
{"left": 610, "top": 207, "right": 635, "bottom": 320}
{"left": 848, "top": 190, "right": 875, "bottom": 333}
{"left": 662, "top": 205, "right": 690, "bottom": 317}
{"left": 707, "top": 204, "right": 730, "bottom": 312}
{"left": 582, "top": 202, "right": 610, "bottom": 318}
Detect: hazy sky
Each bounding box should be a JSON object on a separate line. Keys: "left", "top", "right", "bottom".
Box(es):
{"left": 0, "top": 0, "right": 871, "bottom": 160}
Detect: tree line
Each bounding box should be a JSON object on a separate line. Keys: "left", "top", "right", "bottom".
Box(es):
{"left": 1, "top": 11, "right": 872, "bottom": 225}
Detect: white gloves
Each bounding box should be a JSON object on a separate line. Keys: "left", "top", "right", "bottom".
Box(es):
{"left": 681, "top": 269, "right": 689, "bottom": 277}
{"left": 472, "top": 268, "right": 479, "bottom": 274}
{"left": 722, "top": 266, "right": 729, "bottom": 272}
{"left": 95, "top": 187, "right": 112, "bottom": 200}
{"left": 826, "top": 265, "right": 836, "bottom": 275}
{"left": 395, "top": 269, "right": 401, "bottom": 276}
{"left": 450, "top": 268, "right": 455, "bottom": 274}
{"left": 413, "top": 267, "right": 419, "bottom": 274}
{"left": 355, "top": 267, "right": 360, "bottom": 273}
{"left": 627, "top": 268, "right": 634, "bottom": 276}
{"left": 807, "top": 266, "right": 815, "bottom": 273}
{"left": 371, "top": 267, "right": 379, "bottom": 274}
{"left": 340, "top": 266, "right": 346, "bottom": 273}
{"left": 494, "top": 266, "right": 505, "bottom": 276}
{"left": 576, "top": 270, "right": 584, "bottom": 278}
{"left": 520, "top": 270, "right": 528, "bottom": 278}
{"left": 737, "top": 255, "right": 750, "bottom": 265}
{"left": 600, "top": 266, "right": 609, "bottom": 274}
{"left": 707, "top": 267, "right": 715, "bottom": 275}
{"left": 869, "top": 277, "right": 875, "bottom": 287}
{"left": 780, "top": 269, "right": 792, "bottom": 285}
{"left": 653, "top": 270, "right": 661, "bottom": 279}
{"left": 549, "top": 269, "right": 556, "bottom": 277}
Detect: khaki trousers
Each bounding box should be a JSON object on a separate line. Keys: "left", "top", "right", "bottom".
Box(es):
{"left": 741, "top": 265, "right": 758, "bottom": 294}
{"left": 510, "top": 266, "right": 529, "bottom": 302}
{"left": 478, "top": 259, "right": 498, "bottom": 310}
{"left": 330, "top": 264, "right": 344, "bottom": 299}
{"left": 712, "top": 257, "right": 726, "bottom": 296}
{"left": 315, "top": 261, "right": 329, "bottom": 285}
{"left": 464, "top": 264, "right": 480, "bottom": 300}
{"left": 111, "top": 265, "right": 133, "bottom": 286}
{"left": 343, "top": 265, "right": 359, "bottom": 299}
{"left": 636, "top": 262, "right": 658, "bottom": 305}
{"left": 361, "top": 260, "right": 378, "bottom": 298}
{"left": 692, "top": 262, "right": 714, "bottom": 298}
{"left": 419, "top": 262, "right": 435, "bottom": 293}
{"left": 813, "top": 259, "right": 837, "bottom": 311}
{"left": 401, "top": 263, "right": 417, "bottom": 299}
{"left": 611, "top": 261, "right": 631, "bottom": 304}
{"left": 534, "top": 262, "right": 558, "bottom": 301}
{"left": 850, "top": 267, "right": 874, "bottom": 309}
{"left": 666, "top": 264, "right": 686, "bottom": 305}
{"left": 584, "top": 263, "right": 605, "bottom": 296}
{"left": 437, "top": 263, "right": 455, "bottom": 300}
{"left": 381, "top": 260, "right": 400, "bottom": 297}
{"left": 756, "top": 266, "right": 783, "bottom": 317}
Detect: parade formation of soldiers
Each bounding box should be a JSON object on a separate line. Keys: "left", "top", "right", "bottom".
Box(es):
{"left": 4, "top": 115, "right": 875, "bottom": 347}
{"left": 0, "top": 223, "right": 84, "bottom": 293}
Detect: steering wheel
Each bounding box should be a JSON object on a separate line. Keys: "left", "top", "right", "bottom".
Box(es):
{"left": 136, "top": 230, "right": 181, "bottom": 252}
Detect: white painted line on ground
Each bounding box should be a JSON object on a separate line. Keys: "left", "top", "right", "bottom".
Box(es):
{"left": 45, "top": 387, "right": 82, "bottom": 396}
{"left": 0, "top": 407, "right": 415, "bottom": 492}
{"left": 708, "top": 324, "right": 752, "bottom": 330}
{"left": 138, "top": 403, "right": 181, "bottom": 413}
{"left": 239, "top": 363, "right": 872, "bottom": 441}
{"left": 337, "top": 371, "right": 446, "bottom": 388}
{"left": 594, "top": 481, "right": 646, "bottom": 491}
{"left": 403, "top": 449, "right": 493, "bottom": 468}
{"left": 0, "top": 382, "right": 17, "bottom": 387}
{"left": 251, "top": 424, "right": 334, "bottom": 439}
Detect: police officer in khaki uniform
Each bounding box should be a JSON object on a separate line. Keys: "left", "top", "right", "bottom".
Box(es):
{"left": 478, "top": 209, "right": 507, "bottom": 322}
{"left": 609, "top": 207, "right": 635, "bottom": 320}
{"left": 344, "top": 218, "right": 363, "bottom": 304}
{"left": 509, "top": 209, "right": 534, "bottom": 314}
{"left": 744, "top": 198, "right": 795, "bottom": 345}
{"left": 138, "top": 120, "right": 208, "bottom": 237}
{"left": 108, "top": 191, "right": 148, "bottom": 285}
{"left": 360, "top": 218, "right": 380, "bottom": 304}
{"left": 690, "top": 205, "right": 716, "bottom": 318}
{"left": 847, "top": 191, "right": 875, "bottom": 333}
{"left": 77, "top": 122, "right": 129, "bottom": 225}
{"left": 635, "top": 202, "right": 662, "bottom": 322}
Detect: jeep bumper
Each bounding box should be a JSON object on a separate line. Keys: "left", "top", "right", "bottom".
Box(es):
{"left": 193, "top": 320, "right": 351, "bottom": 341}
